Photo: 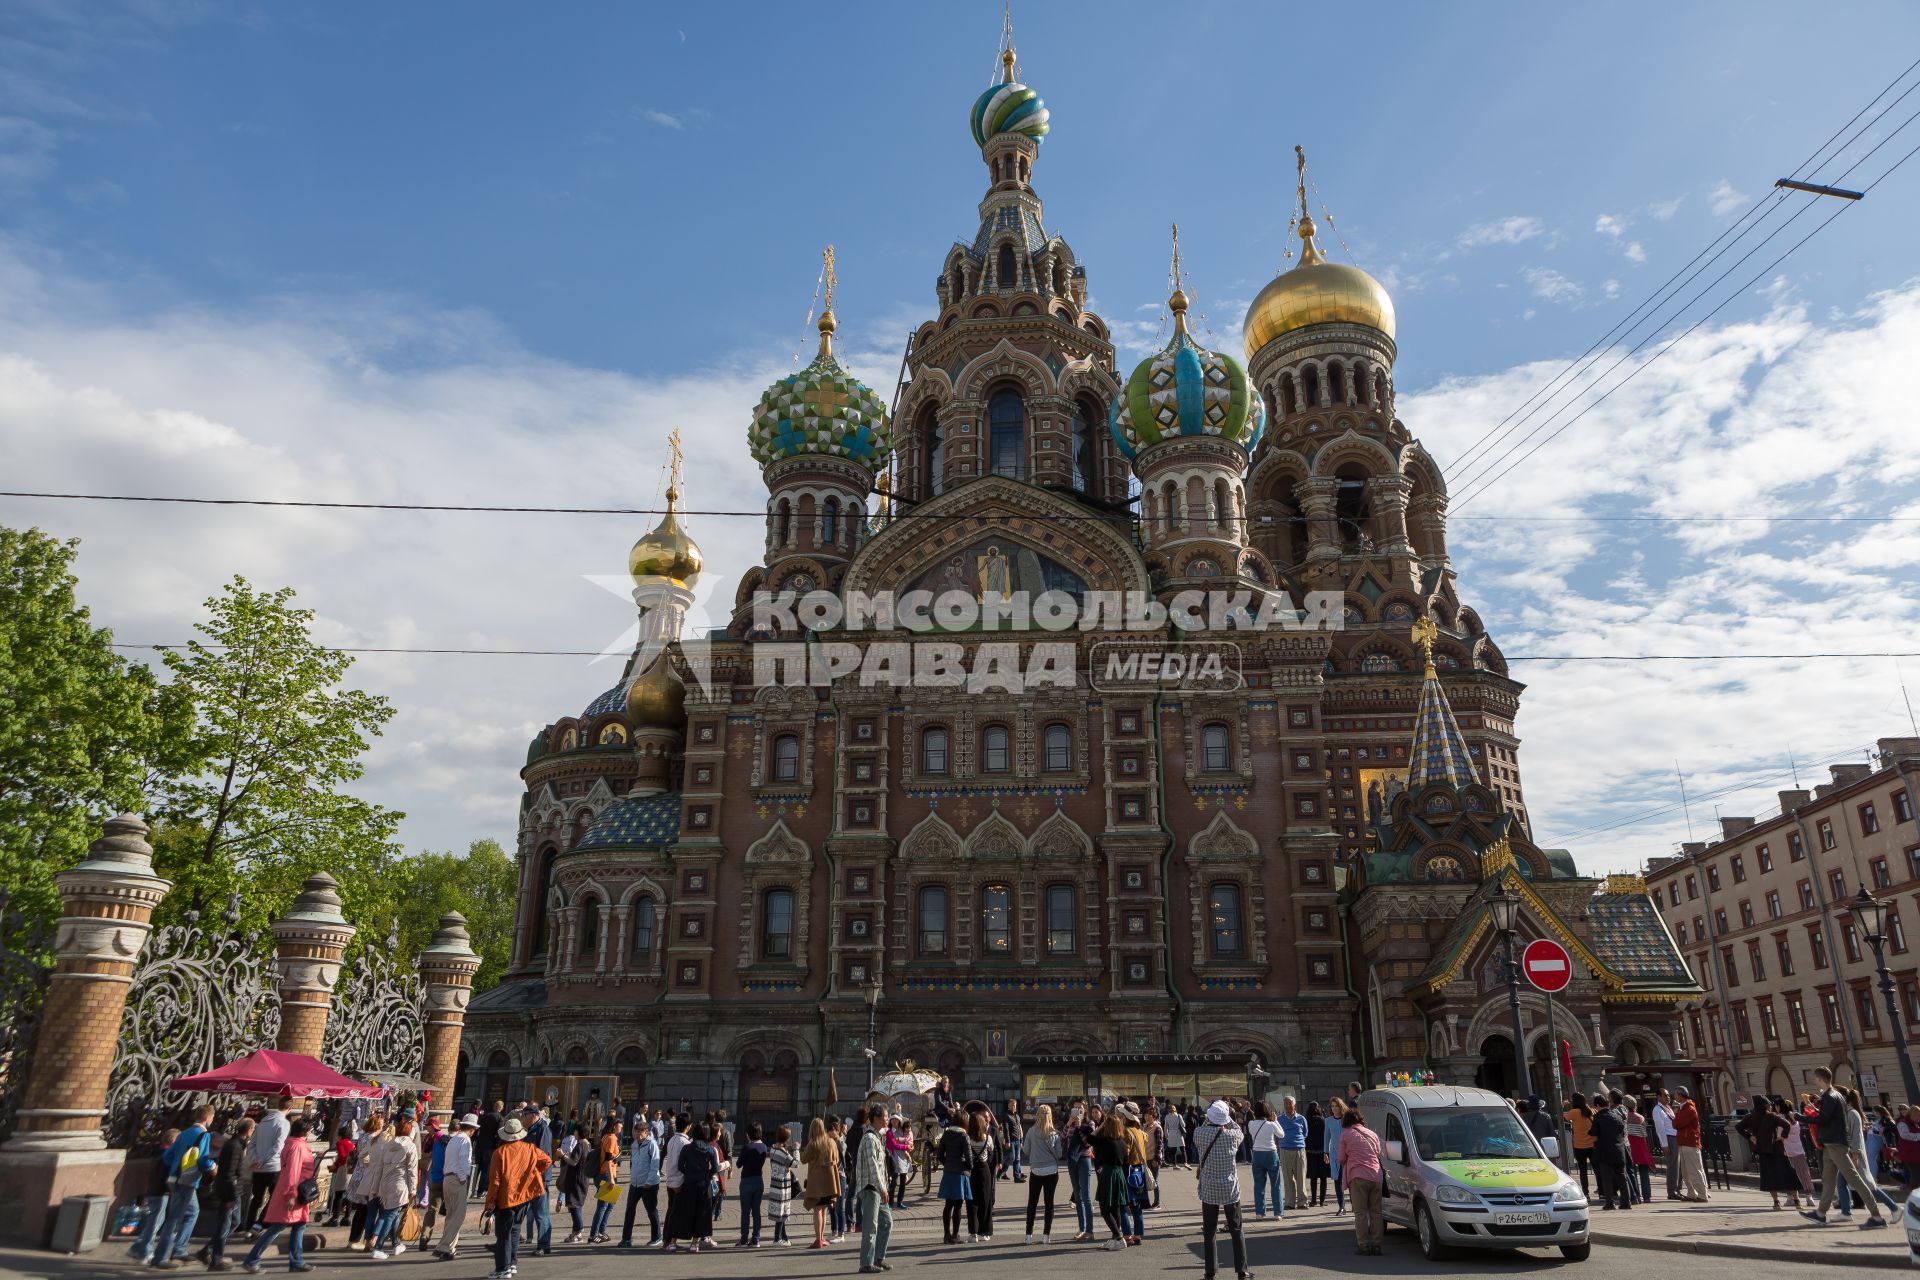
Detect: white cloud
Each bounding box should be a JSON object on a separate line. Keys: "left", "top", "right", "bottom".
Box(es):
{"left": 1649, "top": 197, "right": 1684, "bottom": 221}
{"left": 1521, "top": 265, "right": 1583, "bottom": 303}
{"left": 1623, "top": 241, "right": 1647, "bottom": 264}
{"left": 1458, "top": 216, "right": 1545, "bottom": 248}
{"left": 1709, "top": 179, "right": 1747, "bottom": 217}
{"left": 1602, "top": 279, "right": 1621, "bottom": 299}
{"left": 638, "top": 109, "right": 684, "bottom": 131}
{"left": 1594, "top": 213, "right": 1627, "bottom": 238}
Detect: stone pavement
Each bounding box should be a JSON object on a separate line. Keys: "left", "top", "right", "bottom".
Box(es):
{"left": 1583, "top": 1182, "right": 1908, "bottom": 1268}
{"left": 0, "top": 1173, "right": 1905, "bottom": 1277}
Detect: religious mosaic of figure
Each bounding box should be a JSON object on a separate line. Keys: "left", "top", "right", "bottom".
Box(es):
{"left": 909, "top": 539, "right": 1089, "bottom": 605}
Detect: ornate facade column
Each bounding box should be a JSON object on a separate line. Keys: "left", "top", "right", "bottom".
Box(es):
{"left": 418, "top": 912, "right": 482, "bottom": 1126}
{"left": 0, "top": 814, "right": 169, "bottom": 1245}
{"left": 271, "top": 873, "right": 356, "bottom": 1057}
{"left": 1301, "top": 478, "right": 1341, "bottom": 560}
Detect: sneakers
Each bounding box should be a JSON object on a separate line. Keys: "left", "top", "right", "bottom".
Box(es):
{"left": 1800, "top": 1210, "right": 1828, "bottom": 1225}
{"left": 1101, "top": 1237, "right": 1125, "bottom": 1251}
{"left": 1864, "top": 1218, "right": 1890, "bottom": 1230}
{"left": 371, "top": 1249, "right": 389, "bottom": 1260}
{"left": 1041, "top": 1233, "right": 1050, "bottom": 1244}
{"left": 393, "top": 1243, "right": 407, "bottom": 1256}
{"left": 563, "top": 1232, "right": 582, "bottom": 1244}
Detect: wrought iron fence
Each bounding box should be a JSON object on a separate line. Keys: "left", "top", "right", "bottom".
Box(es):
{"left": 321, "top": 922, "right": 425, "bottom": 1081}
{"left": 103, "top": 894, "right": 280, "bottom": 1149}
{"left": 0, "top": 888, "right": 53, "bottom": 1143}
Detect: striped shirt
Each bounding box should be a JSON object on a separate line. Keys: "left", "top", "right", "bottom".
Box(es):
{"left": 1193, "top": 1121, "right": 1243, "bottom": 1206}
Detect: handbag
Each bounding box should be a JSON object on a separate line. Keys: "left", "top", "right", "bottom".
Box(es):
{"left": 398, "top": 1204, "right": 423, "bottom": 1243}
{"left": 595, "top": 1179, "right": 621, "bottom": 1205}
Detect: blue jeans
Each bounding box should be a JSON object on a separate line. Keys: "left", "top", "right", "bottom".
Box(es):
{"left": 493, "top": 1204, "right": 523, "bottom": 1274}
{"left": 149, "top": 1183, "right": 201, "bottom": 1264}
{"left": 590, "top": 1197, "right": 613, "bottom": 1237}
{"left": 1126, "top": 1201, "right": 1143, "bottom": 1239}
{"left": 1251, "top": 1150, "right": 1282, "bottom": 1216}
{"left": 858, "top": 1190, "right": 891, "bottom": 1267}
{"left": 371, "top": 1204, "right": 404, "bottom": 1251}
{"left": 1010, "top": 1141, "right": 1023, "bottom": 1177}
{"left": 1068, "top": 1157, "right": 1093, "bottom": 1235}
{"left": 522, "top": 1179, "right": 552, "bottom": 1249}
{"left": 736, "top": 1176, "right": 763, "bottom": 1243}
{"left": 127, "top": 1194, "right": 168, "bottom": 1260}
{"left": 243, "top": 1224, "right": 305, "bottom": 1270}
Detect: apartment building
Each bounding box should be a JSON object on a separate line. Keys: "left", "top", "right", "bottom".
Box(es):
{"left": 1644, "top": 738, "right": 1920, "bottom": 1111}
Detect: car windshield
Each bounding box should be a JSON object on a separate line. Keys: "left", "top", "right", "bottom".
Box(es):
{"left": 1410, "top": 1107, "right": 1540, "bottom": 1161}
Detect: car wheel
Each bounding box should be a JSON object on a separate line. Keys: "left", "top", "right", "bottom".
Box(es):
{"left": 1560, "top": 1243, "right": 1591, "bottom": 1261}
{"left": 1416, "top": 1203, "right": 1451, "bottom": 1262}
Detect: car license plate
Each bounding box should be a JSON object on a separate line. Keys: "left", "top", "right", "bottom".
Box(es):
{"left": 1495, "top": 1212, "right": 1550, "bottom": 1226}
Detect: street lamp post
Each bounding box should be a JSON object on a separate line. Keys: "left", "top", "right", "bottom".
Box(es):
{"left": 865, "top": 977, "right": 883, "bottom": 1091}
{"left": 1852, "top": 886, "right": 1920, "bottom": 1103}
{"left": 1489, "top": 884, "right": 1531, "bottom": 1099}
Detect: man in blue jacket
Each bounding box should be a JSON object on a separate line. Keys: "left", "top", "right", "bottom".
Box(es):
{"left": 1276, "top": 1098, "right": 1309, "bottom": 1216}
{"left": 148, "top": 1105, "right": 215, "bottom": 1269}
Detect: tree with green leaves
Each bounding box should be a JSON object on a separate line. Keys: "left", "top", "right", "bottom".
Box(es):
{"left": 156, "top": 577, "right": 405, "bottom": 935}
{"left": 0, "top": 526, "right": 197, "bottom": 930}
{"left": 393, "top": 838, "right": 518, "bottom": 992}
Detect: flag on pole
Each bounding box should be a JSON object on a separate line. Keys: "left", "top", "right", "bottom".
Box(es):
{"left": 1559, "top": 1039, "right": 1574, "bottom": 1082}
{"left": 826, "top": 1067, "right": 839, "bottom": 1106}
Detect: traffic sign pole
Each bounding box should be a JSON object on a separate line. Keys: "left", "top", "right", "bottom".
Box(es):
{"left": 1546, "top": 988, "right": 1566, "bottom": 1170}
{"left": 1520, "top": 938, "right": 1575, "bottom": 1170}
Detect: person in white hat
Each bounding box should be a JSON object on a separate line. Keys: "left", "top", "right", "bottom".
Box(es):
{"left": 1194, "top": 1101, "right": 1253, "bottom": 1280}
{"left": 432, "top": 1115, "right": 479, "bottom": 1260}
{"left": 483, "top": 1117, "right": 551, "bottom": 1280}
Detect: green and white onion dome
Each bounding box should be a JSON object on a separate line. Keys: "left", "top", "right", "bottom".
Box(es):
{"left": 748, "top": 310, "right": 890, "bottom": 472}
{"left": 1108, "top": 290, "right": 1265, "bottom": 460}
{"left": 970, "top": 54, "right": 1049, "bottom": 149}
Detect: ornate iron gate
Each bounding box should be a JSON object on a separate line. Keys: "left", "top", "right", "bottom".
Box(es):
{"left": 0, "top": 888, "right": 53, "bottom": 1143}
{"left": 321, "top": 923, "right": 426, "bottom": 1080}
{"left": 104, "top": 894, "right": 280, "bottom": 1148}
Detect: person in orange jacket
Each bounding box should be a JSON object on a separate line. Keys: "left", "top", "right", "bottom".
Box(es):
{"left": 1671, "top": 1087, "right": 1708, "bottom": 1202}
{"left": 484, "top": 1118, "right": 552, "bottom": 1280}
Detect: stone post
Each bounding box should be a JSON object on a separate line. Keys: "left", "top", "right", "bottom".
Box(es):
{"left": 417, "top": 912, "right": 482, "bottom": 1126}
{"left": 270, "top": 873, "right": 355, "bottom": 1057}
{"left": 0, "top": 814, "right": 170, "bottom": 1245}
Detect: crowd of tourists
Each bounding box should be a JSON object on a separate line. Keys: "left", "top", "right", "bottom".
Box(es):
{"left": 119, "top": 1065, "right": 1914, "bottom": 1277}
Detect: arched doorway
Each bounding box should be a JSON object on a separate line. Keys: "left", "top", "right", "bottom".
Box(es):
{"left": 1476, "top": 1035, "right": 1517, "bottom": 1098}
{"left": 739, "top": 1049, "right": 800, "bottom": 1129}
{"left": 615, "top": 1045, "right": 647, "bottom": 1115}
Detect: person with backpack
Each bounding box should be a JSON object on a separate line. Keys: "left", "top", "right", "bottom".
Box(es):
{"left": 239, "top": 1119, "right": 316, "bottom": 1274}
{"left": 1801, "top": 1067, "right": 1888, "bottom": 1227}
{"left": 196, "top": 1117, "right": 255, "bottom": 1271}
{"left": 149, "top": 1106, "right": 216, "bottom": 1269}
{"left": 242, "top": 1105, "right": 290, "bottom": 1232}
{"left": 1194, "top": 1100, "right": 1252, "bottom": 1280}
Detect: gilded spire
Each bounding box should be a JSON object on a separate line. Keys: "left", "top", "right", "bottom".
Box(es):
{"left": 1293, "top": 144, "right": 1325, "bottom": 267}
{"left": 1168, "top": 222, "right": 1190, "bottom": 336}
{"left": 817, "top": 243, "right": 838, "bottom": 359}
{"left": 999, "top": 1, "right": 1017, "bottom": 82}
{"left": 628, "top": 428, "right": 703, "bottom": 587}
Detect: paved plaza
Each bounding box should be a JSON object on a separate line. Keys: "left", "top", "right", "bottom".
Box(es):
{"left": 0, "top": 1177, "right": 1903, "bottom": 1280}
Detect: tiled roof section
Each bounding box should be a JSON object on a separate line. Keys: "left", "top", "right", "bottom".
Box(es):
{"left": 1588, "top": 892, "right": 1698, "bottom": 986}
{"left": 1411, "top": 879, "right": 1499, "bottom": 987}
{"left": 468, "top": 978, "right": 547, "bottom": 1013}
{"left": 970, "top": 204, "right": 1047, "bottom": 259}
{"left": 1407, "top": 670, "right": 1476, "bottom": 791}
{"left": 581, "top": 679, "right": 629, "bottom": 719}
{"left": 576, "top": 791, "right": 681, "bottom": 851}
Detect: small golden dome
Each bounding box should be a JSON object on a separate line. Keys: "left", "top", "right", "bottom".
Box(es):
{"left": 628, "top": 485, "right": 704, "bottom": 587}
{"left": 1243, "top": 212, "right": 1396, "bottom": 360}
{"left": 624, "top": 652, "right": 684, "bottom": 730}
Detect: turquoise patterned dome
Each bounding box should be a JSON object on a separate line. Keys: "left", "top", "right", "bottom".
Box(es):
{"left": 970, "top": 66, "right": 1049, "bottom": 149}
{"left": 1108, "top": 292, "right": 1265, "bottom": 460}
{"left": 749, "top": 312, "right": 890, "bottom": 471}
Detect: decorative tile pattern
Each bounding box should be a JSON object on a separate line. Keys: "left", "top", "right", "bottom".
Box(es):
{"left": 749, "top": 348, "right": 890, "bottom": 470}
{"left": 1588, "top": 893, "right": 1696, "bottom": 984}
{"left": 1406, "top": 670, "right": 1476, "bottom": 791}
{"left": 970, "top": 81, "right": 1049, "bottom": 148}
{"left": 1109, "top": 324, "right": 1263, "bottom": 457}
{"left": 575, "top": 792, "right": 682, "bottom": 850}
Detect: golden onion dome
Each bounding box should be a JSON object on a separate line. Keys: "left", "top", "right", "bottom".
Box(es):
{"left": 628, "top": 485, "right": 704, "bottom": 587}
{"left": 1243, "top": 212, "right": 1396, "bottom": 361}
{"left": 624, "top": 651, "right": 685, "bottom": 730}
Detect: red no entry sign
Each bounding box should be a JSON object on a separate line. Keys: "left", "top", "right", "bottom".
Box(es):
{"left": 1522, "top": 938, "right": 1573, "bottom": 993}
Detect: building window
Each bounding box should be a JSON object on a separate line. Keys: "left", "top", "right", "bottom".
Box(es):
{"left": 1809, "top": 925, "right": 1828, "bottom": 968}
{"left": 762, "top": 888, "right": 794, "bottom": 960}
{"left": 1818, "top": 819, "right": 1836, "bottom": 851}
{"left": 1893, "top": 912, "right": 1909, "bottom": 954}
{"left": 980, "top": 884, "right": 1012, "bottom": 955}
{"left": 1896, "top": 790, "right": 1914, "bottom": 824}
{"left": 1872, "top": 856, "right": 1892, "bottom": 890}
{"left": 1842, "top": 921, "right": 1862, "bottom": 964}
{"left": 1739, "top": 900, "right": 1755, "bottom": 927}
{"left": 1714, "top": 908, "right": 1728, "bottom": 935}
{"left": 632, "top": 898, "right": 656, "bottom": 957}
{"left": 1820, "top": 991, "right": 1843, "bottom": 1035}
{"left": 1044, "top": 723, "right": 1072, "bottom": 772}
{"left": 981, "top": 725, "right": 1011, "bottom": 773}
{"left": 1757, "top": 844, "right": 1773, "bottom": 873}
{"left": 1707, "top": 865, "right": 1722, "bottom": 892}
{"left": 771, "top": 732, "right": 800, "bottom": 782}
{"left": 579, "top": 897, "right": 600, "bottom": 956}
{"left": 1209, "top": 882, "right": 1245, "bottom": 957}
{"left": 1685, "top": 875, "right": 1698, "bottom": 900}
{"left": 1731, "top": 854, "right": 1746, "bottom": 883}
{"left": 1789, "top": 831, "right": 1806, "bottom": 861}
{"left": 1759, "top": 1001, "right": 1779, "bottom": 1042}
{"left": 1858, "top": 987, "right": 1879, "bottom": 1032}
{"left": 1721, "top": 947, "right": 1739, "bottom": 988}
{"left": 1830, "top": 869, "right": 1847, "bottom": 901}
{"left": 1732, "top": 1004, "right": 1753, "bottom": 1048}
{"left": 1798, "top": 880, "right": 1815, "bottom": 910}
{"left": 1201, "top": 723, "right": 1231, "bottom": 772}
{"left": 822, "top": 497, "right": 838, "bottom": 547}
{"left": 1787, "top": 993, "right": 1809, "bottom": 1039}
{"left": 1904, "top": 981, "right": 1920, "bottom": 1024}
{"left": 1071, "top": 400, "right": 1098, "bottom": 493}
{"left": 1747, "top": 940, "right": 1766, "bottom": 981}
{"left": 1766, "top": 890, "right": 1781, "bottom": 919}
{"left": 1777, "top": 937, "right": 1794, "bottom": 976}
{"left": 1861, "top": 802, "right": 1880, "bottom": 836}
{"left": 918, "top": 885, "right": 949, "bottom": 956}
{"left": 989, "top": 390, "right": 1024, "bottom": 479}
{"left": 924, "top": 411, "right": 946, "bottom": 497}
{"left": 921, "top": 726, "right": 949, "bottom": 774}
{"left": 1045, "top": 884, "right": 1077, "bottom": 955}
{"left": 1677, "top": 922, "right": 1688, "bottom": 944}
{"left": 997, "top": 243, "right": 1018, "bottom": 290}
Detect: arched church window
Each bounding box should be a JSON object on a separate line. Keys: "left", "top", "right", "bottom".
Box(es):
{"left": 776, "top": 498, "right": 792, "bottom": 546}
{"left": 918, "top": 885, "right": 949, "bottom": 956}
{"left": 1209, "top": 882, "right": 1245, "bottom": 957}
{"left": 921, "top": 726, "right": 950, "bottom": 774}
{"left": 1304, "top": 365, "right": 1321, "bottom": 408}
{"left": 1214, "top": 478, "right": 1233, "bottom": 531}
{"left": 771, "top": 733, "right": 800, "bottom": 782}
{"left": 1071, "top": 399, "right": 1098, "bottom": 493}
{"left": 631, "top": 897, "right": 656, "bottom": 958}
{"left": 1044, "top": 723, "right": 1072, "bottom": 772}
{"left": 822, "top": 497, "right": 839, "bottom": 548}
{"left": 1330, "top": 363, "right": 1347, "bottom": 405}
{"left": 761, "top": 888, "right": 794, "bottom": 960}
{"left": 531, "top": 847, "right": 559, "bottom": 955}
{"left": 1201, "top": 723, "right": 1231, "bottom": 772}
{"left": 989, "top": 390, "right": 1024, "bottom": 479}
{"left": 1280, "top": 374, "right": 1297, "bottom": 416}
{"left": 980, "top": 885, "right": 1012, "bottom": 954}
{"left": 920, "top": 405, "right": 946, "bottom": 498}
{"left": 1045, "top": 885, "right": 1077, "bottom": 955}
{"left": 1335, "top": 464, "right": 1372, "bottom": 552}
{"left": 579, "top": 894, "right": 601, "bottom": 956}
{"left": 998, "top": 244, "right": 1018, "bottom": 290}
{"left": 981, "top": 725, "right": 1010, "bottom": 773}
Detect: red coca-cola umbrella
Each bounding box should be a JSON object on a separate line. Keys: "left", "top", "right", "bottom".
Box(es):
{"left": 169, "top": 1049, "right": 385, "bottom": 1099}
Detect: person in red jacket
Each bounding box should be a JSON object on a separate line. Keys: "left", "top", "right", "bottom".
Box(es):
{"left": 1671, "top": 1088, "right": 1708, "bottom": 1202}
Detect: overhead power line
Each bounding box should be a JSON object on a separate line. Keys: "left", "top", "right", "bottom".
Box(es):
{"left": 1542, "top": 744, "right": 1870, "bottom": 845}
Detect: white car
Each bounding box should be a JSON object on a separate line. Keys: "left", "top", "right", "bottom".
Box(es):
{"left": 1904, "top": 1188, "right": 1920, "bottom": 1266}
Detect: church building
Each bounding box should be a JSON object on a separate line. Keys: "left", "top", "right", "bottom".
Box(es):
{"left": 460, "top": 32, "right": 1695, "bottom": 1121}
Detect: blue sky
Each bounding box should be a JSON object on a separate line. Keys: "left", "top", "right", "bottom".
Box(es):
{"left": 5, "top": 1, "right": 1920, "bottom": 873}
